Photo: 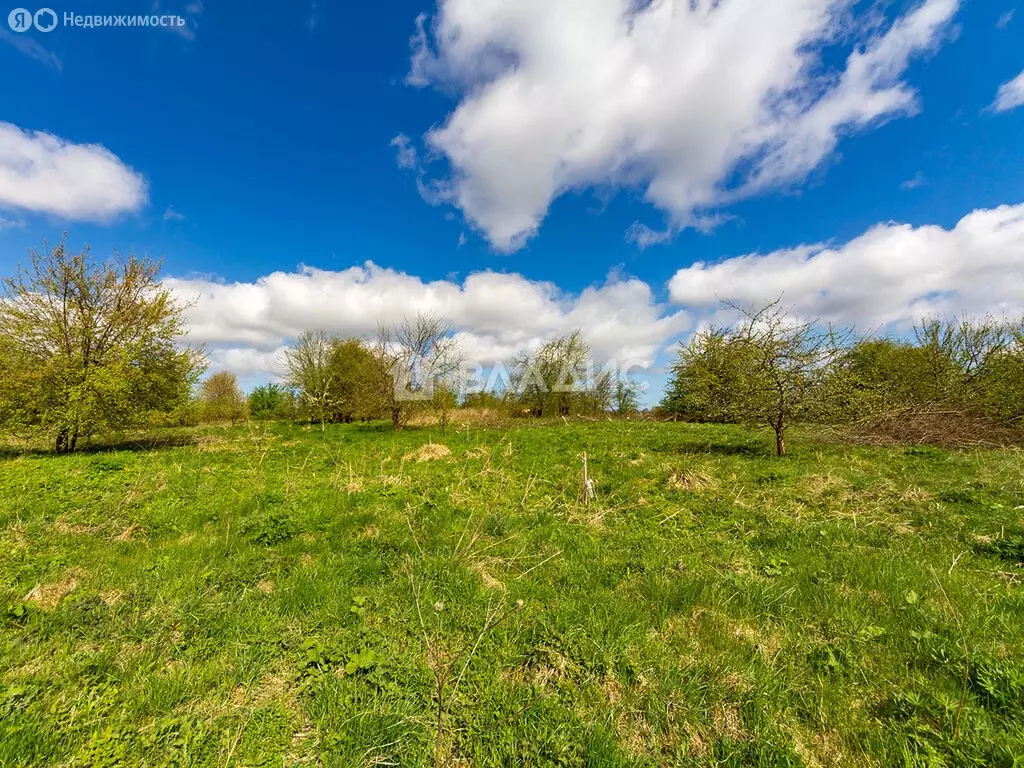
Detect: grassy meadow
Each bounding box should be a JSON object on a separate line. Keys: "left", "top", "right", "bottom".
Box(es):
{"left": 1, "top": 420, "right": 1023, "bottom": 767}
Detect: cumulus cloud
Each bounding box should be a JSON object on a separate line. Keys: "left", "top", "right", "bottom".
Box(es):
{"left": 992, "top": 69, "right": 1024, "bottom": 113}
{"left": 668, "top": 203, "right": 1024, "bottom": 330}
{"left": 172, "top": 202, "right": 1024, "bottom": 388}
{"left": 404, "top": 0, "right": 959, "bottom": 250}
{"left": 0, "top": 122, "right": 147, "bottom": 221}
{"left": 168, "top": 265, "right": 690, "bottom": 380}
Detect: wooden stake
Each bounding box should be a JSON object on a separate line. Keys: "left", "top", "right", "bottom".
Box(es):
{"left": 582, "top": 452, "right": 595, "bottom": 505}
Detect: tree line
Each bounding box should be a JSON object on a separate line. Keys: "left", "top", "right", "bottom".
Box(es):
{"left": 660, "top": 300, "right": 1024, "bottom": 455}
{"left": 0, "top": 239, "right": 635, "bottom": 451}
{"left": 2, "top": 239, "right": 1019, "bottom": 455}
{"left": 199, "top": 325, "right": 637, "bottom": 429}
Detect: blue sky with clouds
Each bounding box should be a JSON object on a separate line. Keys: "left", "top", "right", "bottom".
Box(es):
{"left": 1, "top": 0, "right": 1022, "bottom": 401}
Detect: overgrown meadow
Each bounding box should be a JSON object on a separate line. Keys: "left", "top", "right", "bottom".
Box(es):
{"left": 1, "top": 421, "right": 1023, "bottom": 766}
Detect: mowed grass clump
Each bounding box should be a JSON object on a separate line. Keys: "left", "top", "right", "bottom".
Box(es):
{"left": 1, "top": 421, "right": 1023, "bottom": 766}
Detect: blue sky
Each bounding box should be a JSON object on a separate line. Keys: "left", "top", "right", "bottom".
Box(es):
{"left": 1, "top": 0, "right": 1022, "bottom": 401}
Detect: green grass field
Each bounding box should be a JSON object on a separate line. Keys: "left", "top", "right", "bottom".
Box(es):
{"left": 1, "top": 421, "right": 1023, "bottom": 767}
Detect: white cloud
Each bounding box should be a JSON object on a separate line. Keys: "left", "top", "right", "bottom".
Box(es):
{"left": 996, "top": 10, "right": 1014, "bottom": 30}
{"left": 390, "top": 134, "right": 419, "bottom": 170}
{"left": 163, "top": 206, "right": 186, "bottom": 222}
{"left": 207, "top": 345, "right": 290, "bottom": 380}
{"left": 900, "top": 171, "right": 925, "bottom": 190}
{"left": 404, "top": 0, "right": 959, "bottom": 250}
{"left": 992, "top": 69, "right": 1024, "bottom": 113}
{"left": 668, "top": 203, "right": 1024, "bottom": 330}
{"left": 168, "top": 265, "right": 690, "bottom": 381}
{"left": 173, "top": 202, "right": 1024, "bottom": 390}
{"left": 0, "top": 122, "right": 147, "bottom": 221}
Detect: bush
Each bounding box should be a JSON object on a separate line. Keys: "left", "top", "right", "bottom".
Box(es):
{"left": 248, "top": 384, "right": 297, "bottom": 421}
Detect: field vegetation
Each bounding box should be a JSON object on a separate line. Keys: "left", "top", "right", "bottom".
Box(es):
{"left": 2, "top": 421, "right": 1023, "bottom": 766}
{"left": 2, "top": 240, "right": 1023, "bottom": 766}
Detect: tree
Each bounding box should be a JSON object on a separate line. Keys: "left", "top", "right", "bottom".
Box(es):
{"left": 662, "top": 327, "right": 756, "bottom": 423}
{"left": 201, "top": 371, "right": 246, "bottom": 423}
{"left": 430, "top": 383, "right": 459, "bottom": 434}
{"left": 665, "top": 301, "right": 847, "bottom": 456}
{"left": 284, "top": 333, "right": 380, "bottom": 425}
{"left": 372, "top": 314, "right": 461, "bottom": 429}
{"left": 511, "top": 331, "right": 611, "bottom": 417}
{"left": 832, "top": 316, "right": 1024, "bottom": 425}
{"left": 913, "top": 316, "right": 1020, "bottom": 409}
{"left": 614, "top": 378, "right": 639, "bottom": 415}
{"left": 248, "top": 383, "right": 297, "bottom": 421}
{"left": 976, "top": 323, "right": 1024, "bottom": 424}
{"left": 284, "top": 330, "right": 336, "bottom": 426}
{"left": 0, "top": 236, "right": 204, "bottom": 451}
{"left": 327, "top": 338, "right": 380, "bottom": 422}
{"left": 832, "top": 338, "right": 932, "bottom": 416}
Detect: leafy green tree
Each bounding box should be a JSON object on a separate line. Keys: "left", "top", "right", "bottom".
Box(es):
{"left": 913, "top": 317, "right": 1022, "bottom": 412}
{"left": 664, "top": 302, "right": 847, "bottom": 456}
{"left": 430, "top": 383, "right": 459, "bottom": 433}
{"left": 0, "top": 236, "right": 204, "bottom": 451}
{"left": 832, "top": 317, "right": 1024, "bottom": 423}
{"left": 284, "top": 330, "right": 335, "bottom": 425}
{"left": 285, "top": 332, "right": 381, "bottom": 425}
{"left": 511, "top": 331, "right": 610, "bottom": 417}
{"left": 248, "top": 383, "right": 296, "bottom": 421}
{"left": 201, "top": 371, "right": 246, "bottom": 423}
{"left": 327, "top": 338, "right": 381, "bottom": 422}
{"left": 614, "top": 378, "right": 640, "bottom": 415}
{"left": 976, "top": 325, "right": 1024, "bottom": 424}
{"left": 662, "top": 327, "right": 756, "bottom": 423}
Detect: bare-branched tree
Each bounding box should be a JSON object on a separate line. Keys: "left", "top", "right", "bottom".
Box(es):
{"left": 373, "top": 314, "right": 462, "bottom": 430}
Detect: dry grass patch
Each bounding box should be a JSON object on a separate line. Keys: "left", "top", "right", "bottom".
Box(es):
{"left": 24, "top": 571, "right": 80, "bottom": 610}
{"left": 616, "top": 709, "right": 660, "bottom": 758}
{"left": 802, "top": 473, "right": 852, "bottom": 497}
{"left": 729, "top": 620, "right": 784, "bottom": 660}
{"left": 115, "top": 523, "right": 144, "bottom": 541}
{"left": 100, "top": 589, "right": 125, "bottom": 607}
{"left": 53, "top": 516, "right": 101, "bottom": 535}
{"left": 711, "top": 702, "right": 748, "bottom": 741}
{"left": 403, "top": 443, "right": 452, "bottom": 462}
{"left": 472, "top": 562, "right": 505, "bottom": 591}
{"left": 601, "top": 674, "right": 623, "bottom": 705}
{"left": 793, "top": 730, "right": 846, "bottom": 768}
{"left": 196, "top": 434, "right": 234, "bottom": 453}
{"left": 668, "top": 467, "right": 715, "bottom": 492}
